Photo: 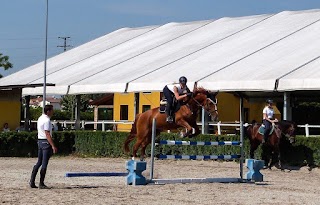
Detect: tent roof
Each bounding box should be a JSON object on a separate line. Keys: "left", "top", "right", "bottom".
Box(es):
{"left": 1, "top": 9, "right": 320, "bottom": 95}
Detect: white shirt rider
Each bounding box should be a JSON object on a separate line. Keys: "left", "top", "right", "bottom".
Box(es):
{"left": 263, "top": 101, "right": 278, "bottom": 124}
{"left": 166, "top": 84, "right": 188, "bottom": 96}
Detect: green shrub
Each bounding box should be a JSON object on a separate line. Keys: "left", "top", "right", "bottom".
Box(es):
{"left": 1, "top": 131, "right": 320, "bottom": 167}
{"left": 0, "top": 131, "right": 75, "bottom": 157}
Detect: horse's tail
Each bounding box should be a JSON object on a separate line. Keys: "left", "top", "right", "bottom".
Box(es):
{"left": 124, "top": 114, "right": 140, "bottom": 153}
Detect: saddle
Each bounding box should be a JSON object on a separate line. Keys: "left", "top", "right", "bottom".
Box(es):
{"left": 159, "top": 99, "right": 167, "bottom": 113}
{"left": 159, "top": 98, "right": 181, "bottom": 114}
{"left": 258, "top": 124, "right": 275, "bottom": 136}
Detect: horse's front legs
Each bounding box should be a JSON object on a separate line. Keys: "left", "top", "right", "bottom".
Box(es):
{"left": 175, "top": 119, "right": 193, "bottom": 138}
{"left": 274, "top": 151, "right": 285, "bottom": 171}
{"left": 188, "top": 121, "right": 201, "bottom": 138}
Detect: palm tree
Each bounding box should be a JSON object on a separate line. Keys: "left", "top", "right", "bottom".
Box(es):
{"left": 0, "top": 53, "right": 13, "bottom": 78}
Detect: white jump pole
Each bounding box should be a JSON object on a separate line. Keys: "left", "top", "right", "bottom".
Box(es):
{"left": 239, "top": 96, "right": 244, "bottom": 180}
{"left": 149, "top": 118, "right": 156, "bottom": 180}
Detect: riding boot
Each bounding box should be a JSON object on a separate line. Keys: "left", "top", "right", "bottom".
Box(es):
{"left": 29, "top": 165, "right": 38, "bottom": 188}
{"left": 262, "top": 134, "right": 268, "bottom": 144}
{"left": 39, "top": 168, "right": 50, "bottom": 189}
{"left": 166, "top": 109, "right": 173, "bottom": 123}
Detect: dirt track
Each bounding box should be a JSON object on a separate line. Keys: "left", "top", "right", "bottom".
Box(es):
{"left": 0, "top": 157, "right": 320, "bottom": 205}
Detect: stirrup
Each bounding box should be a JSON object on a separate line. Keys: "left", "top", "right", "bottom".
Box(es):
{"left": 166, "top": 116, "right": 173, "bottom": 123}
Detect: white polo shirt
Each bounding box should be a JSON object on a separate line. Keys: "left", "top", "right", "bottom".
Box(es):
{"left": 166, "top": 84, "right": 188, "bottom": 95}
{"left": 263, "top": 106, "right": 274, "bottom": 119}
{"left": 37, "top": 114, "right": 52, "bottom": 139}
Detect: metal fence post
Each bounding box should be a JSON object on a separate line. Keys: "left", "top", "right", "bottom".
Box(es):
{"left": 150, "top": 118, "right": 156, "bottom": 181}
{"left": 305, "top": 124, "right": 309, "bottom": 137}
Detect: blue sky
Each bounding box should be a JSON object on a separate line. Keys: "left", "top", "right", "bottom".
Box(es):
{"left": 1, "top": 0, "right": 320, "bottom": 77}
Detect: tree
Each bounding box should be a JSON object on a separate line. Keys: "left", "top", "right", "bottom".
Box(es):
{"left": 0, "top": 53, "right": 13, "bottom": 78}
{"left": 61, "top": 94, "right": 103, "bottom": 120}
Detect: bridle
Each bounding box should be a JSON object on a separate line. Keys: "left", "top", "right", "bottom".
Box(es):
{"left": 191, "top": 95, "right": 218, "bottom": 116}
{"left": 274, "top": 123, "right": 296, "bottom": 142}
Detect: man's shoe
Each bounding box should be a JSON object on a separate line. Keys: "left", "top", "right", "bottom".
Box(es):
{"left": 29, "top": 165, "right": 38, "bottom": 189}
{"left": 39, "top": 184, "right": 50, "bottom": 189}
{"left": 166, "top": 116, "right": 173, "bottom": 123}
{"left": 29, "top": 181, "right": 38, "bottom": 188}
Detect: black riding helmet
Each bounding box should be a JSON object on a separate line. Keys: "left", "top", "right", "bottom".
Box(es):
{"left": 179, "top": 76, "right": 187, "bottom": 85}
{"left": 266, "top": 99, "right": 273, "bottom": 104}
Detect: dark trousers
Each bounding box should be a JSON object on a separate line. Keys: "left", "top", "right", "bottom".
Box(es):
{"left": 263, "top": 119, "right": 272, "bottom": 140}
{"left": 30, "top": 139, "right": 52, "bottom": 187}
{"left": 34, "top": 139, "right": 52, "bottom": 170}
{"left": 163, "top": 86, "right": 174, "bottom": 117}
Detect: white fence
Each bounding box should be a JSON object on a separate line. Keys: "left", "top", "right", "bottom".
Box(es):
{"left": 25, "top": 120, "right": 319, "bottom": 136}
{"left": 297, "top": 124, "right": 320, "bottom": 137}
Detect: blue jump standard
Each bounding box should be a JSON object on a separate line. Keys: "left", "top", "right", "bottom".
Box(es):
{"left": 65, "top": 172, "right": 128, "bottom": 177}
{"left": 245, "top": 159, "right": 264, "bottom": 182}
{"left": 126, "top": 160, "right": 147, "bottom": 186}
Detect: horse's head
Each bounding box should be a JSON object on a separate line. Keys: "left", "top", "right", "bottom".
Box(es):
{"left": 192, "top": 88, "right": 219, "bottom": 121}
{"left": 277, "top": 120, "right": 297, "bottom": 143}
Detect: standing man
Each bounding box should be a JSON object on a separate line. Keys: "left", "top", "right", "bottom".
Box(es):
{"left": 29, "top": 105, "right": 58, "bottom": 189}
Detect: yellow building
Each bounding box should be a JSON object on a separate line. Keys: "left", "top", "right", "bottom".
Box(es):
{"left": 113, "top": 91, "right": 281, "bottom": 132}
{"left": 114, "top": 92, "right": 160, "bottom": 131}
{"left": 0, "top": 89, "right": 21, "bottom": 131}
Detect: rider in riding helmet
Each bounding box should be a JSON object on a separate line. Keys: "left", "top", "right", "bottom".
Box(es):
{"left": 163, "top": 76, "right": 192, "bottom": 123}
{"left": 262, "top": 99, "right": 278, "bottom": 143}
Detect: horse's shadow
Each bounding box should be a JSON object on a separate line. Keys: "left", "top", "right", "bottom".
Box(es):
{"left": 54, "top": 185, "right": 109, "bottom": 190}
{"left": 263, "top": 138, "right": 316, "bottom": 171}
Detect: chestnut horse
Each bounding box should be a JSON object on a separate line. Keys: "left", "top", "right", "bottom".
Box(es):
{"left": 124, "top": 87, "right": 219, "bottom": 159}
{"left": 246, "top": 120, "right": 297, "bottom": 169}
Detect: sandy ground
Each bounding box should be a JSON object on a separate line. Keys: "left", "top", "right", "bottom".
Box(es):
{"left": 0, "top": 157, "right": 320, "bottom": 205}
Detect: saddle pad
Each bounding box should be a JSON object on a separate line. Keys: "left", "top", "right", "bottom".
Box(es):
{"left": 258, "top": 124, "right": 274, "bottom": 136}
{"left": 159, "top": 104, "right": 166, "bottom": 113}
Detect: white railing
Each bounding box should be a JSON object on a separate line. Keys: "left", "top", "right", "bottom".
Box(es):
{"left": 197, "top": 122, "right": 240, "bottom": 135}
{"left": 83, "top": 120, "right": 133, "bottom": 131}
{"left": 26, "top": 120, "right": 134, "bottom": 131}
{"left": 23, "top": 120, "right": 320, "bottom": 136}
{"left": 298, "top": 124, "right": 320, "bottom": 137}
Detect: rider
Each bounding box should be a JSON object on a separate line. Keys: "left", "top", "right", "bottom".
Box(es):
{"left": 163, "top": 76, "right": 192, "bottom": 123}
{"left": 262, "top": 99, "right": 278, "bottom": 143}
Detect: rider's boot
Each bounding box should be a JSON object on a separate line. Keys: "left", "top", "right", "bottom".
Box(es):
{"left": 166, "top": 109, "right": 173, "bottom": 123}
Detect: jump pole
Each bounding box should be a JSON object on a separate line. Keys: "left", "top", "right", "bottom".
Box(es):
{"left": 239, "top": 96, "right": 244, "bottom": 180}
{"left": 148, "top": 117, "right": 243, "bottom": 184}
{"left": 65, "top": 172, "right": 127, "bottom": 177}
{"left": 150, "top": 118, "right": 156, "bottom": 181}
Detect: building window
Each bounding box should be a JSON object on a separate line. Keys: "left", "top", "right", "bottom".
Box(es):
{"left": 120, "top": 105, "right": 129, "bottom": 120}
{"left": 142, "top": 105, "right": 151, "bottom": 113}
{"left": 98, "top": 108, "right": 113, "bottom": 120}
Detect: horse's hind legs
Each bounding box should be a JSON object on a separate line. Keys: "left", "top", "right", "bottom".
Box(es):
{"left": 249, "top": 141, "right": 259, "bottom": 159}
{"left": 132, "top": 139, "right": 144, "bottom": 160}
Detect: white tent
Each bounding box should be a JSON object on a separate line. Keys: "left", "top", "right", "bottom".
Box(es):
{"left": 1, "top": 9, "right": 320, "bottom": 95}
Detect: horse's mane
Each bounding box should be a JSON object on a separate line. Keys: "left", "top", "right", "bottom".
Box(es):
{"left": 193, "top": 87, "right": 208, "bottom": 95}
{"left": 277, "top": 120, "right": 297, "bottom": 130}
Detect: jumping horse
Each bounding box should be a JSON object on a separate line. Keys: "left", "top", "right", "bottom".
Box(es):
{"left": 124, "top": 87, "right": 219, "bottom": 160}
{"left": 246, "top": 120, "right": 297, "bottom": 170}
